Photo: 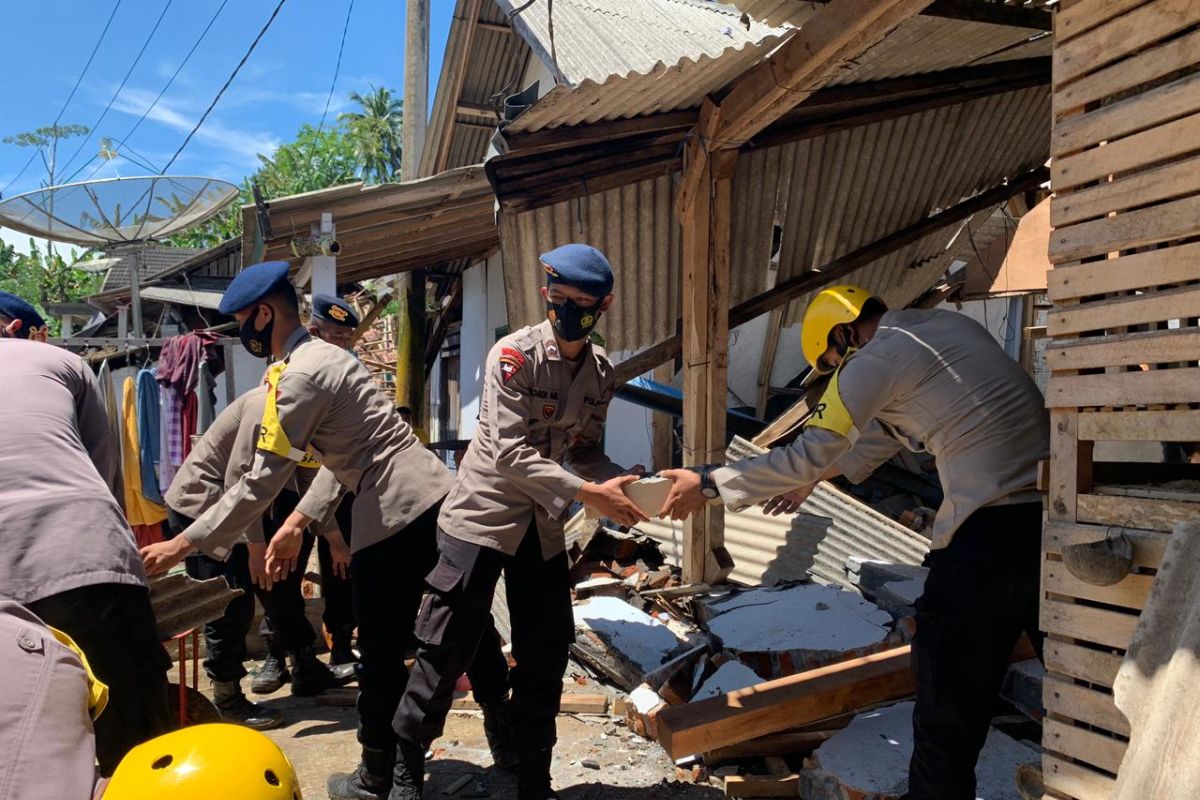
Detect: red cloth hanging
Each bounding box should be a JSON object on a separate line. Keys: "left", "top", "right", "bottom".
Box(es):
{"left": 131, "top": 522, "right": 164, "bottom": 548}
{"left": 181, "top": 391, "right": 199, "bottom": 458}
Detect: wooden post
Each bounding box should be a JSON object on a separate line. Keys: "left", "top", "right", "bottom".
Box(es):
{"left": 394, "top": 270, "right": 428, "bottom": 433}
{"left": 757, "top": 308, "right": 785, "bottom": 418}
{"left": 680, "top": 150, "right": 736, "bottom": 584}
{"left": 403, "top": 0, "right": 429, "bottom": 181}
{"left": 651, "top": 362, "right": 675, "bottom": 471}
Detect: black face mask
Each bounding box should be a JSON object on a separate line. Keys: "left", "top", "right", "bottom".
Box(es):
{"left": 239, "top": 307, "right": 274, "bottom": 358}
{"left": 546, "top": 297, "right": 603, "bottom": 343}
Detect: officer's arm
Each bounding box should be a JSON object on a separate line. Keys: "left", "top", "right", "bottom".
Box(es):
{"left": 486, "top": 344, "right": 585, "bottom": 517}
{"left": 181, "top": 372, "right": 331, "bottom": 559}
{"left": 293, "top": 466, "right": 346, "bottom": 537}
{"left": 830, "top": 419, "right": 905, "bottom": 485}
{"left": 712, "top": 352, "right": 898, "bottom": 509}
{"left": 74, "top": 357, "right": 118, "bottom": 493}
{"left": 565, "top": 375, "right": 625, "bottom": 482}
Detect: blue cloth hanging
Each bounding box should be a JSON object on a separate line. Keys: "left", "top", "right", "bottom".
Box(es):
{"left": 135, "top": 368, "right": 164, "bottom": 504}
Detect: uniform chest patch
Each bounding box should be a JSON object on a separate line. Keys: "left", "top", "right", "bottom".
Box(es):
{"left": 542, "top": 404, "right": 556, "bottom": 419}
{"left": 498, "top": 347, "right": 527, "bottom": 384}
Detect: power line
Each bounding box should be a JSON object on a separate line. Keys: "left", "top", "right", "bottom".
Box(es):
{"left": 0, "top": 0, "right": 123, "bottom": 198}
{"left": 58, "top": 0, "right": 176, "bottom": 178}
{"left": 160, "top": 0, "right": 289, "bottom": 174}
{"left": 63, "top": 0, "right": 232, "bottom": 184}
{"left": 317, "top": 0, "right": 356, "bottom": 134}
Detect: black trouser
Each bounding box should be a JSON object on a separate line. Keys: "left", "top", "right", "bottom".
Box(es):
{"left": 27, "top": 583, "right": 174, "bottom": 776}
{"left": 257, "top": 530, "right": 319, "bottom": 656}
{"left": 904, "top": 502, "right": 1043, "bottom": 800}
{"left": 393, "top": 523, "right": 574, "bottom": 751}
{"left": 318, "top": 492, "right": 357, "bottom": 639}
{"left": 352, "top": 503, "right": 511, "bottom": 751}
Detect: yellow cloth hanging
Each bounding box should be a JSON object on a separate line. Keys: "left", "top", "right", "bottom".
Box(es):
{"left": 121, "top": 377, "right": 167, "bottom": 526}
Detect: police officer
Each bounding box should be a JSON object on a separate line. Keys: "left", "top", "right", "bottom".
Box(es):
{"left": 658, "top": 285, "right": 1050, "bottom": 800}
{"left": 304, "top": 293, "right": 360, "bottom": 665}
{"left": 155, "top": 385, "right": 351, "bottom": 724}
{"left": 389, "top": 244, "right": 648, "bottom": 800}
{"left": 0, "top": 290, "right": 173, "bottom": 775}
{"left": 134, "top": 262, "right": 511, "bottom": 800}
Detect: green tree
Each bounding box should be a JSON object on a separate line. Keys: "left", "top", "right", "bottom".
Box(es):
{"left": 168, "top": 122, "right": 362, "bottom": 249}
{"left": 3, "top": 124, "right": 91, "bottom": 189}
{"left": 340, "top": 85, "right": 404, "bottom": 184}
{"left": 0, "top": 240, "right": 103, "bottom": 336}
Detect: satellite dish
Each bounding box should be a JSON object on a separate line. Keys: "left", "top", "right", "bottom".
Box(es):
{"left": 0, "top": 175, "right": 239, "bottom": 338}
{"left": 0, "top": 175, "right": 239, "bottom": 246}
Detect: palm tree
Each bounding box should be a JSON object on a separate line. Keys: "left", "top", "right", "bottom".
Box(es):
{"left": 339, "top": 85, "right": 404, "bottom": 184}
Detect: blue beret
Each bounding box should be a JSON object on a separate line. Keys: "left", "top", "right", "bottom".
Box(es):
{"left": 0, "top": 290, "right": 47, "bottom": 337}
{"left": 540, "top": 244, "right": 614, "bottom": 298}
{"left": 218, "top": 261, "right": 292, "bottom": 315}
{"left": 311, "top": 294, "right": 359, "bottom": 327}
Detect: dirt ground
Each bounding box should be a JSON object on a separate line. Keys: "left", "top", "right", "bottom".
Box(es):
{"left": 176, "top": 658, "right": 726, "bottom": 800}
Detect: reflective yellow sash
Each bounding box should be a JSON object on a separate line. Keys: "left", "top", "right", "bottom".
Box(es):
{"left": 48, "top": 626, "right": 109, "bottom": 721}
{"left": 258, "top": 362, "right": 322, "bottom": 468}
{"left": 804, "top": 362, "right": 862, "bottom": 445}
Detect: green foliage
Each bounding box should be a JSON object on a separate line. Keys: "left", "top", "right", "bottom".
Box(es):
{"left": 2, "top": 124, "right": 90, "bottom": 150}
{"left": 340, "top": 85, "right": 404, "bottom": 184}
{"left": 0, "top": 241, "right": 103, "bottom": 336}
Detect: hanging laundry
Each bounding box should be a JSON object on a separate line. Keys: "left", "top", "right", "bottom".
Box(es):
{"left": 158, "top": 383, "right": 178, "bottom": 492}
{"left": 157, "top": 330, "right": 225, "bottom": 396}
{"left": 120, "top": 377, "right": 167, "bottom": 527}
{"left": 96, "top": 360, "right": 125, "bottom": 510}
{"left": 181, "top": 390, "right": 199, "bottom": 459}
{"left": 135, "top": 368, "right": 163, "bottom": 504}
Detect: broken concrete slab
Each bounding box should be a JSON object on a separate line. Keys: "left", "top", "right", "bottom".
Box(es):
{"left": 691, "top": 661, "right": 763, "bottom": 702}
{"left": 699, "top": 583, "right": 898, "bottom": 677}
{"left": 799, "top": 701, "right": 1039, "bottom": 799}
{"left": 572, "top": 596, "right": 692, "bottom": 690}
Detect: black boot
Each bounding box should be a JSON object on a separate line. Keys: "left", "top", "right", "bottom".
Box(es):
{"left": 212, "top": 679, "right": 284, "bottom": 731}
{"left": 251, "top": 648, "right": 290, "bottom": 695}
{"left": 289, "top": 645, "right": 343, "bottom": 696}
{"left": 387, "top": 741, "right": 425, "bottom": 800}
{"left": 479, "top": 698, "right": 519, "bottom": 772}
{"left": 327, "top": 746, "right": 394, "bottom": 800}
{"left": 516, "top": 739, "right": 560, "bottom": 800}
{"left": 330, "top": 628, "right": 358, "bottom": 666}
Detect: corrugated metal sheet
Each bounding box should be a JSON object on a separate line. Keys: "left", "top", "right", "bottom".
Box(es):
{"left": 501, "top": 84, "right": 1049, "bottom": 351}
{"left": 637, "top": 483, "right": 929, "bottom": 587}
{"left": 504, "top": 2, "right": 1049, "bottom": 134}
{"left": 139, "top": 285, "right": 225, "bottom": 310}
{"left": 499, "top": 0, "right": 784, "bottom": 85}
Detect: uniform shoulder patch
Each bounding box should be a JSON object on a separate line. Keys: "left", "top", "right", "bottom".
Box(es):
{"left": 498, "top": 346, "right": 526, "bottom": 384}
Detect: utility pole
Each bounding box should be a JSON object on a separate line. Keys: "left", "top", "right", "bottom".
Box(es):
{"left": 395, "top": 0, "right": 430, "bottom": 432}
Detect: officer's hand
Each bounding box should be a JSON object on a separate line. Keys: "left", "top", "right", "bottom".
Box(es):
{"left": 655, "top": 469, "right": 708, "bottom": 521}
{"left": 140, "top": 537, "right": 194, "bottom": 576}
{"left": 265, "top": 522, "right": 305, "bottom": 580}
{"left": 576, "top": 474, "right": 649, "bottom": 528}
{"left": 762, "top": 485, "right": 816, "bottom": 516}
{"left": 246, "top": 542, "right": 272, "bottom": 590}
{"left": 326, "top": 531, "right": 352, "bottom": 580}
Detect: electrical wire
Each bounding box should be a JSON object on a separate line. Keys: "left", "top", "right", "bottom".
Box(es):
{"left": 0, "top": 0, "right": 123, "bottom": 197}
{"left": 317, "top": 0, "right": 356, "bottom": 134}
{"left": 58, "top": 0, "right": 177, "bottom": 178}
{"left": 160, "top": 0, "right": 289, "bottom": 174}
{"left": 63, "top": 0, "right": 231, "bottom": 185}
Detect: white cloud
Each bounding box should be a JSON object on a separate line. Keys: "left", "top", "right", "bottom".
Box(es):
{"left": 110, "top": 86, "right": 281, "bottom": 171}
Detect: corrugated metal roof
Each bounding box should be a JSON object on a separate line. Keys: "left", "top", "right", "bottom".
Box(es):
{"left": 501, "top": 84, "right": 1049, "bottom": 351}
{"left": 138, "top": 285, "right": 225, "bottom": 310}
{"left": 504, "top": 2, "right": 1049, "bottom": 134}
{"left": 499, "top": 0, "right": 784, "bottom": 85}
{"left": 245, "top": 165, "right": 499, "bottom": 283}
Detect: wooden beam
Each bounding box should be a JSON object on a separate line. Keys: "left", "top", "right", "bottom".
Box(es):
{"left": 431, "top": 0, "right": 482, "bottom": 175}
{"left": 456, "top": 100, "right": 495, "bottom": 117}
{"left": 805, "top": 0, "right": 1051, "bottom": 30}
{"left": 475, "top": 19, "right": 510, "bottom": 34}
{"left": 756, "top": 308, "right": 785, "bottom": 419}
{"left": 425, "top": 276, "right": 464, "bottom": 375}
{"left": 614, "top": 166, "right": 1049, "bottom": 384}
{"left": 655, "top": 646, "right": 915, "bottom": 759}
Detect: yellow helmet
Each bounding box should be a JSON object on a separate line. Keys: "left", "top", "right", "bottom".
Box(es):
{"left": 104, "top": 723, "right": 301, "bottom": 800}
{"left": 800, "top": 284, "right": 877, "bottom": 374}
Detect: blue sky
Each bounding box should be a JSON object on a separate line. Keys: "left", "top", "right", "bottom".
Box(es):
{"left": 0, "top": 0, "right": 454, "bottom": 209}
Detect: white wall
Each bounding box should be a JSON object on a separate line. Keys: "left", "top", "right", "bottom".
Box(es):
{"left": 943, "top": 297, "right": 1025, "bottom": 360}
{"left": 458, "top": 254, "right": 509, "bottom": 439}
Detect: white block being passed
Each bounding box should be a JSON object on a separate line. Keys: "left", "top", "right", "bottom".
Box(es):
{"left": 623, "top": 476, "right": 673, "bottom": 517}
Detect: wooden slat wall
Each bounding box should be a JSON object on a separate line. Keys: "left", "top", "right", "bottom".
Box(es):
{"left": 1043, "top": 1, "right": 1200, "bottom": 798}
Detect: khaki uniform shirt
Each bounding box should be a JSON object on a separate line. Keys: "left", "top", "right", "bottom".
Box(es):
{"left": 713, "top": 309, "right": 1049, "bottom": 550}
{"left": 439, "top": 320, "right": 626, "bottom": 559}
{"left": 182, "top": 328, "right": 452, "bottom": 556}
{"left": 0, "top": 339, "right": 144, "bottom": 603}
{"left": 165, "top": 385, "right": 339, "bottom": 558}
